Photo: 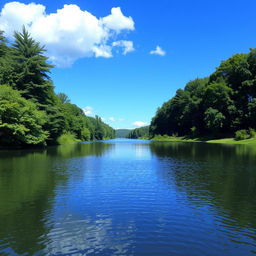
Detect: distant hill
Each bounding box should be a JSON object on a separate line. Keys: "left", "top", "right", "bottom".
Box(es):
{"left": 115, "top": 129, "right": 131, "bottom": 138}
{"left": 127, "top": 126, "right": 149, "bottom": 139}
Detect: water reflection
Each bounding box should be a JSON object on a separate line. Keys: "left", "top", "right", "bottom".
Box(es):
{"left": 44, "top": 216, "right": 136, "bottom": 255}
{"left": 0, "top": 142, "right": 113, "bottom": 256}
{"left": 150, "top": 142, "right": 256, "bottom": 242}
{"left": 1, "top": 140, "right": 256, "bottom": 255}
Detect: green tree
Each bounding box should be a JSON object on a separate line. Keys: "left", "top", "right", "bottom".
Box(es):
{"left": 204, "top": 107, "right": 226, "bottom": 135}
{"left": 94, "top": 115, "right": 105, "bottom": 140}
{"left": 43, "top": 104, "right": 65, "bottom": 143}
{"left": 0, "top": 85, "right": 48, "bottom": 146}
{"left": 0, "top": 31, "right": 14, "bottom": 87}
{"left": 0, "top": 31, "right": 7, "bottom": 58}
{"left": 57, "top": 93, "right": 70, "bottom": 104}
{"left": 81, "top": 128, "right": 91, "bottom": 141}
{"left": 11, "top": 27, "right": 55, "bottom": 108}
{"left": 127, "top": 126, "right": 149, "bottom": 139}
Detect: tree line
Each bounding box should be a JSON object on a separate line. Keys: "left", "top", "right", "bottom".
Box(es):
{"left": 127, "top": 126, "right": 149, "bottom": 139}
{"left": 0, "top": 28, "right": 115, "bottom": 147}
{"left": 149, "top": 49, "right": 256, "bottom": 139}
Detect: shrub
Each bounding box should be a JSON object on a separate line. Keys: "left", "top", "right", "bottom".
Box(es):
{"left": 235, "top": 130, "right": 249, "bottom": 141}
{"left": 57, "top": 132, "right": 78, "bottom": 144}
{"left": 249, "top": 128, "right": 256, "bottom": 138}
{"left": 81, "top": 128, "right": 91, "bottom": 141}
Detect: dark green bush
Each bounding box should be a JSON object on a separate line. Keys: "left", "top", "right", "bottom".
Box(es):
{"left": 235, "top": 130, "right": 249, "bottom": 141}
{"left": 249, "top": 128, "right": 256, "bottom": 138}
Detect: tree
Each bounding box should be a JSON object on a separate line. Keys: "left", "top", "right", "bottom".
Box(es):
{"left": 0, "top": 85, "right": 48, "bottom": 146}
{"left": 0, "top": 31, "right": 14, "bottom": 87}
{"left": 57, "top": 93, "right": 70, "bottom": 104}
{"left": 0, "top": 28, "right": 115, "bottom": 147}
{"left": 94, "top": 115, "right": 105, "bottom": 140}
{"left": 127, "top": 126, "right": 149, "bottom": 139}
{"left": 81, "top": 128, "right": 91, "bottom": 141}
{"left": 0, "top": 31, "right": 7, "bottom": 58}
{"left": 11, "top": 27, "right": 55, "bottom": 108}
{"left": 204, "top": 108, "right": 226, "bottom": 136}
{"left": 209, "top": 53, "right": 250, "bottom": 91}
{"left": 149, "top": 51, "right": 256, "bottom": 138}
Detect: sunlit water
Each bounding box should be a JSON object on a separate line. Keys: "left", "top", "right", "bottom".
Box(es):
{"left": 0, "top": 139, "right": 256, "bottom": 256}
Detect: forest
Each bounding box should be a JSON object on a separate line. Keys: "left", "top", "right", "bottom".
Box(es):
{"left": 115, "top": 129, "right": 131, "bottom": 138}
{"left": 1, "top": 27, "right": 256, "bottom": 147}
{"left": 150, "top": 49, "right": 256, "bottom": 140}
{"left": 127, "top": 126, "right": 149, "bottom": 139}
{"left": 0, "top": 28, "right": 115, "bottom": 147}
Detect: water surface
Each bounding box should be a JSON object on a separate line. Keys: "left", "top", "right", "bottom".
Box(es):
{"left": 0, "top": 139, "right": 256, "bottom": 255}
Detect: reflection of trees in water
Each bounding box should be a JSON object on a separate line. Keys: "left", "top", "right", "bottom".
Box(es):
{"left": 150, "top": 142, "right": 256, "bottom": 229}
{"left": 48, "top": 141, "right": 113, "bottom": 158}
{"left": 0, "top": 142, "right": 113, "bottom": 255}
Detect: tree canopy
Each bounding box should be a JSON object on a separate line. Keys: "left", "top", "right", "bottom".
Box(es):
{"left": 150, "top": 49, "right": 256, "bottom": 138}
{"left": 0, "top": 28, "right": 115, "bottom": 147}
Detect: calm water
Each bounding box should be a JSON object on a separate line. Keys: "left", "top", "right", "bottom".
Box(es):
{"left": 0, "top": 139, "right": 256, "bottom": 256}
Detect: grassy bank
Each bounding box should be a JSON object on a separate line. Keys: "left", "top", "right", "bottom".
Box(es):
{"left": 56, "top": 134, "right": 115, "bottom": 145}
{"left": 207, "top": 138, "right": 256, "bottom": 145}
{"left": 151, "top": 135, "right": 256, "bottom": 145}
{"left": 57, "top": 133, "right": 81, "bottom": 145}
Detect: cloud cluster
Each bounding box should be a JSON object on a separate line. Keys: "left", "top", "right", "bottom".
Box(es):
{"left": 150, "top": 46, "right": 166, "bottom": 56}
{"left": 112, "top": 40, "right": 134, "bottom": 55}
{"left": 83, "top": 106, "right": 94, "bottom": 116}
{"left": 132, "top": 121, "right": 148, "bottom": 127}
{"left": 0, "top": 2, "right": 135, "bottom": 67}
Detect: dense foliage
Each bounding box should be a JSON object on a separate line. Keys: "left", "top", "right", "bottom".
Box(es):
{"left": 150, "top": 49, "right": 256, "bottom": 138}
{"left": 115, "top": 129, "right": 131, "bottom": 138}
{"left": 0, "top": 28, "right": 114, "bottom": 147}
{"left": 127, "top": 126, "right": 149, "bottom": 139}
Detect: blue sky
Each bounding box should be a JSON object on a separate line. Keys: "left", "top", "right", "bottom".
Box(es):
{"left": 0, "top": 0, "right": 256, "bottom": 129}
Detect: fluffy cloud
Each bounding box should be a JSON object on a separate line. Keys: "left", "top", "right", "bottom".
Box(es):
{"left": 0, "top": 2, "right": 135, "bottom": 67}
{"left": 150, "top": 46, "right": 166, "bottom": 56}
{"left": 132, "top": 121, "right": 148, "bottom": 127}
{"left": 101, "top": 7, "right": 134, "bottom": 32}
{"left": 112, "top": 40, "right": 134, "bottom": 55}
{"left": 83, "top": 106, "right": 94, "bottom": 116}
{"left": 93, "top": 45, "right": 112, "bottom": 58}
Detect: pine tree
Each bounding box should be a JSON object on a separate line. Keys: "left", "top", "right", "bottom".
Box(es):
{"left": 0, "top": 31, "right": 7, "bottom": 58}
{"left": 11, "top": 26, "right": 55, "bottom": 108}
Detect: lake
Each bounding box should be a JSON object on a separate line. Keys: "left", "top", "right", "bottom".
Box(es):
{"left": 0, "top": 139, "right": 256, "bottom": 256}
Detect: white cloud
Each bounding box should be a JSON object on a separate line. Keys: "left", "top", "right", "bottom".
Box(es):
{"left": 150, "top": 46, "right": 166, "bottom": 56}
{"left": 104, "top": 117, "right": 125, "bottom": 122}
{"left": 93, "top": 45, "right": 112, "bottom": 58}
{"left": 108, "top": 117, "right": 116, "bottom": 122}
{"left": 83, "top": 106, "right": 94, "bottom": 116}
{"left": 132, "top": 121, "right": 148, "bottom": 128}
{"left": 112, "top": 40, "right": 134, "bottom": 55}
{"left": 0, "top": 2, "right": 135, "bottom": 67}
{"left": 101, "top": 7, "right": 135, "bottom": 33}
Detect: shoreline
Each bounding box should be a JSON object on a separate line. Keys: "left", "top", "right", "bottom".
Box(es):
{"left": 150, "top": 136, "right": 256, "bottom": 145}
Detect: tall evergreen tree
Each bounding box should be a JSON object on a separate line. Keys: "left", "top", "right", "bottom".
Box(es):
{"left": 11, "top": 27, "right": 55, "bottom": 108}
{"left": 0, "top": 31, "right": 7, "bottom": 58}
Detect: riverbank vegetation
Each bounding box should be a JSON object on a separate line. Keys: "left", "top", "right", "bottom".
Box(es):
{"left": 151, "top": 134, "right": 256, "bottom": 145}
{"left": 127, "top": 126, "right": 149, "bottom": 139}
{"left": 0, "top": 28, "right": 114, "bottom": 147}
{"left": 149, "top": 49, "right": 256, "bottom": 142}
{"left": 115, "top": 129, "right": 131, "bottom": 138}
